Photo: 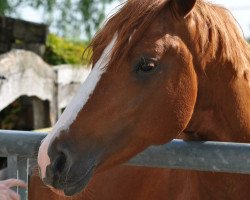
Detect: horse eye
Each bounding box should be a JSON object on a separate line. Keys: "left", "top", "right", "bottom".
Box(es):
{"left": 136, "top": 59, "right": 157, "bottom": 73}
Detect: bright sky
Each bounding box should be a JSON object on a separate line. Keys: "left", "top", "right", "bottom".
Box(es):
{"left": 20, "top": 0, "right": 250, "bottom": 38}
{"left": 209, "top": 0, "right": 250, "bottom": 38}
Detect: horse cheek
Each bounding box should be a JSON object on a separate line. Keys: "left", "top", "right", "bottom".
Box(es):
{"left": 164, "top": 60, "right": 197, "bottom": 141}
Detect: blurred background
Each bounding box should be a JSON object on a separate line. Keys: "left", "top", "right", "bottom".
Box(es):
{"left": 1, "top": 0, "right": 250, "bottom": 40}
{"left": 0, "top": 0, "right": 249, "bottom": 132}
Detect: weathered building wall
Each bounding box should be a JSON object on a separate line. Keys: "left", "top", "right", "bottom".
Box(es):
{"left": 54, "top": 65, "right": 91, "bottom": 115}
{"left": 0, "top": 50, "right": 55, "bottom": 110}
{"left": 0, "top": 50, "right": 90, "bottom": 129}
{"left": 0, "top": 50, "right": 56, "bottom": 129}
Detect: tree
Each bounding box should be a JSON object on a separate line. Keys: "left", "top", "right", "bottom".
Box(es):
{"left": 0, "top": 0, "right": 116, "bottom": 41}
{"left": 44, "top": 34, "right": 91, "bottom": 65}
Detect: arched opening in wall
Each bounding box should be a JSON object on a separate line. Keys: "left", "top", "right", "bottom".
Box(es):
{"left": 0, "top": 96, "right": 51, "bottom": 130}
{"left": 32, "top": 96, "right": 51, "bottom": 130}
{"left": 0, "top": 96, "right": 51, "bottom": 170}
{"left": 0, "top": 96, "right": 34, "bottom": 130}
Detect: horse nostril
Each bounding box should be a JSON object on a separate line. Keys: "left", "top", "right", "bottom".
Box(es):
{"left": 45, "top": 140, "right": 73, "bottom": 188}
{"left": 53, "top": 152, "right": 67, "bottom": 174}
{"left": 45, "top": 150, "right": 69, "bottom": 188}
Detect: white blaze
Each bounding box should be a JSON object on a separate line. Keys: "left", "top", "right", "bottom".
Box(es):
{"left": 38, "top": 35, "right": 117, "bottom": 179}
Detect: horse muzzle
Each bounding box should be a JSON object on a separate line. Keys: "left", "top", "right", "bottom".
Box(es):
{"left": 43, "top": 162, "right": 96, "bottom": 196}
{"left": 40, "top": 137, "right": 100, "bottom": 196}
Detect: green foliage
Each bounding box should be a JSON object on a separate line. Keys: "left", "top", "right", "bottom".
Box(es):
{"left": 77, "top": 0, "right": 115, "bottom": 39}
{"left": 44, "top": 34, "right": 91, "bottom": 66}
{"left": 0, "top": 0, "right": 9, "bottom": 15}
{"left": 0, "top": 1, "right": 23, "bottom": 16}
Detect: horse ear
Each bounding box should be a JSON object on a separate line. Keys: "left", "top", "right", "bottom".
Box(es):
{"left": 170, "top": 0, "right": 197, "bottom": 18}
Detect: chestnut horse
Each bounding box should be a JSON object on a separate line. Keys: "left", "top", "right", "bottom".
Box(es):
{"left": 36, "top": 0, "right": 250, "bottom": 199}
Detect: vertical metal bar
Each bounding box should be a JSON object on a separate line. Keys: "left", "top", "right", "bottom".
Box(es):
{"left": 7, "top": 155, "right": 18, "bottom": 192}
{"left": 27, "top": 158, "right": 37, "bottom": 200}
{"left": 27, "top": 158, "right": 37, "bottom": 176}
{"left": 17, "top": 157, "right": 28, "bottom": 200}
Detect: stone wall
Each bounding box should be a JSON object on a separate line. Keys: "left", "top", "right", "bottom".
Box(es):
{"left": 0, "top": 50, "right": 56, "bottom": 129}
{"left": 0, "top": 17, "right": 92, "bottom": 129}
{"left": 54, "top": 65, "right": 91, "bottom": 114}
{"left": 0, "top": 50, "right": 55, "bottom": 111}
{"left": 0, "top": 50, "right": 90, "bottom": 129}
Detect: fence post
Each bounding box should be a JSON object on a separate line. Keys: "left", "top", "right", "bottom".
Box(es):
{"left": 7, "top": 155, "right": 18, "bottom": 192}
{"left": 17, "top": 157, "right": 28, "bottom": 200}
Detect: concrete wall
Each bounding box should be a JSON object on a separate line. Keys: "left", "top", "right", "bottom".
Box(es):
{"left": 0, "top": 50, "right": 90, "bottom": 130}
{"left": 54, "top": 64, "right": 91, "bottom": 115}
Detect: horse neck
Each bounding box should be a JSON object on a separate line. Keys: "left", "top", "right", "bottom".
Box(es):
{"left": 184, "top": 35, "right": 250, "bottom": 142}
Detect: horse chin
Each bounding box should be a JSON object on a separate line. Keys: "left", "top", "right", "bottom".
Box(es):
{"left": 44, "top": 168, "right": 94, "bottom": 197}
{"left": 50, "top": 188, "right": 81, "bottom": 198}
{"left": 62, "top": 183, "right": 86, "bottom": 197}
{"left": 49, "top": 177, "right": 91, "bottom": 197}
{"left": 63, "top": 165, "right": 95, "bottom": 196}
{"left": 50, "top": 187, "right": 65, "bottom": 197}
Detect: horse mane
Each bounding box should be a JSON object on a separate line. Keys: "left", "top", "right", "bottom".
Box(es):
{"left": 88, "top": 0, "right": 166, "bottom": 68}
{"left": 192, "top": 1, "right": 250, "bottom": 70}
{"left": 88, "top": 0, "right": 250, "bottom": 72}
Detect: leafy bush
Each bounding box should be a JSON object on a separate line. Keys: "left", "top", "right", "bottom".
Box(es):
{"left": 44, "top": 34, "right": 91, "bottom": 66}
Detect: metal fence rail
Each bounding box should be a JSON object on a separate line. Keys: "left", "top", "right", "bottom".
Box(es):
{"left": 1, "top": 130, "right": 250, "bottom": 199}
{"left": 0, "top": 130, "right": 46, "bottom": 200}
{"left": 129, "top": 140, "right": 250, "bottom": 174}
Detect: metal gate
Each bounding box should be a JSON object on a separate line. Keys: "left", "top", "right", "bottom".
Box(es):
{"left": 0, "top": 130, "right": 46, "bottom": 200}
{"left": 1, "top": 130, "right": 250, "bottom": 200}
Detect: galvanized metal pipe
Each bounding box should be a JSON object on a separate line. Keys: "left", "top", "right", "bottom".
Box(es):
{"left": 1, "top": 130, "right": 250, "bottom": 174}
{"left": 0, "top": 130, "right": 46, "bottom": 157}
{"left": 129, "top": 140, "right": 250, "bottom": 174}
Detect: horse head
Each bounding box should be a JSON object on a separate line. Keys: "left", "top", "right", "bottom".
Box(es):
{"left": 38, "top": 0, "right": 219, "bottom": 196}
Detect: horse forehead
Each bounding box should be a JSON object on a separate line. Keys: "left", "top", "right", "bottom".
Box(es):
{"left": 132, "top": 34, "right": 182, "bottom": 57}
